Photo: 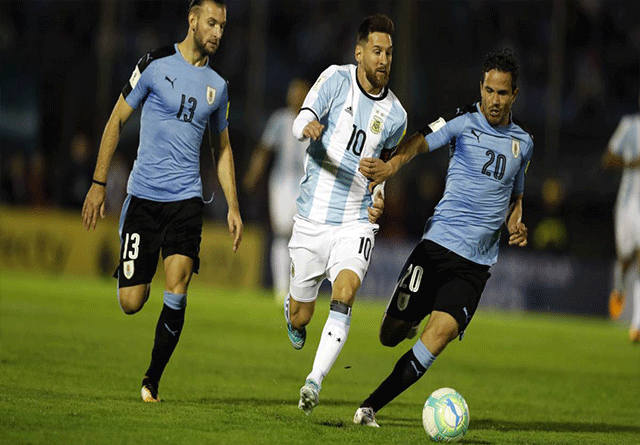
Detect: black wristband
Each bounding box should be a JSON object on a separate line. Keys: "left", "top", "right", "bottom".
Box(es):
{"left": 92, "top": 178, "right": 107, "bottom": 187}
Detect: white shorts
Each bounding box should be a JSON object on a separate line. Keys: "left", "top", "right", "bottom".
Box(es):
{"left": 614, "top": 201, "right": 640, "bottom": 260}
{"left": 288, "top": 215, "right": 377, "bottom": 303}
{"left": 269, "top": 178, "right": 299, "bottom": 236}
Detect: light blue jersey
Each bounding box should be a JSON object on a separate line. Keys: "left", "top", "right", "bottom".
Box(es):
{"left": 297, "top": 64, "right": 407, "bottom": 225}
{"left": 122, "top": 44, "right": 229, "bottom": 202}
{"left": 422, "top": 103, "right": 533, "bottom": 265}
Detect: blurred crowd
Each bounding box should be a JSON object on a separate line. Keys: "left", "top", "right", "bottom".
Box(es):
{"left": 1, "top": 0, "right": 639, "bottom": 260}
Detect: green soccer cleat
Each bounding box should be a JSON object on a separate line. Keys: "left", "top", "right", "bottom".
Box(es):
{"left": 287, "top": 323, "right": 306, "bottom": 350}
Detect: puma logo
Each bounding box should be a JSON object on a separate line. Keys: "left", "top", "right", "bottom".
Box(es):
{"left": 165, "top": 76, "right": 176, "bottom": 88}
{"left": 164, "top": 323, "right": 179, "bottom": 336}
{"left": 471, "top": 129, "right": 481, "bottom": 143}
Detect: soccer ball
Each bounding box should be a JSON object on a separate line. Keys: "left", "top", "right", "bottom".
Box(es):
{"left": 422, "top": 387, "right": 469, "bottom": 443}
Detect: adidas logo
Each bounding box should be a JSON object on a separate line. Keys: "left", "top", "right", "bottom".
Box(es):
{"left": 345, "top": 106, "right": 353, "bottom": 115}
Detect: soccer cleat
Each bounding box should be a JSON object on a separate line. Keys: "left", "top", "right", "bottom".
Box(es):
{"left": 284, "top": 294, "right": 306, "bottom": 349}
{"left": 298, "top": 379, "right": 320, "bottom": 415}
{"left": 141, "top": 377, "right": 160, "bottom": 402}
{"left": 629, "top": 328, "right": 640, "bottom": 343}
{"left": 608, "top": 290, "right": 625, "bottom": 321}
{"left": 353, "top": 407, "right": 380, "bottom": 427}
{"left": 287, "top": 323, "right": 307, "bottom": 350}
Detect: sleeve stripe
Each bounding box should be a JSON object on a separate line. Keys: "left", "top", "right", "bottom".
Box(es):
{"left": 300, "top": 107, "right": 319, "bottom": 121}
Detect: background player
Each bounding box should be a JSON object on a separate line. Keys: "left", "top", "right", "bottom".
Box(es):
{"left": 243, "top": 78, "right": 311, "bottom": 303}
{"left": 602, "top": 93, "right": 640, "bottom": 343}
{"left": 82, "top": 0, "right": 243, "bottom": 402}
{"left": 353, "top": 49, "right": 531, "bottom": 426}
{"left": 285, "top": 14, "right": 407, "bottom": 415}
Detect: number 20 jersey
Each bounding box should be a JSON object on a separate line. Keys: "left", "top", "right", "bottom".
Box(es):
{"left": 422, "top": 103, "right": 534, "bottom": 266}
{"left": 122, "top": 44, "right": 229, "bottom": 202}
{"left": 297, "top": 64, "right": 407, "bottom": 225}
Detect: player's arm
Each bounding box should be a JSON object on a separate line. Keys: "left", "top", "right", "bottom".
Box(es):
{"left": 506, "top": 193, "right": 528, "bottom": 247}
{"left": 214, "top": 127, "right": 243, "bottom": 252}
{"left": 292, "top": 108, "right": 324, "bottom": 141}
{"left": 243, "top": 143, "right": 272, "bottom": 192}
{"left": 359, "top": 132, "right": 430, "bottom": 187}
{"left": 602, "top": 151, "right": 640, "bottom": 170}
{"left": 82, "top": 95, "right": 134, "bottom": 230}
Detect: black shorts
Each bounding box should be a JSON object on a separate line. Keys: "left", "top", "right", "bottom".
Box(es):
{"left": 114, "top": 195, "right": 204, "bottom": 288}
{"left": 385, "top": 239, "right": 491, "bottom": 335}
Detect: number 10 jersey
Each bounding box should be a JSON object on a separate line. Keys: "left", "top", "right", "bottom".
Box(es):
{"left": 296, "top": 64, "right": 407, "bottom": 226}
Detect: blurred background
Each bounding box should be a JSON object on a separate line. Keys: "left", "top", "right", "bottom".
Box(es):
{"left": 1, "top": 0, "right": 639, "bottom": 318}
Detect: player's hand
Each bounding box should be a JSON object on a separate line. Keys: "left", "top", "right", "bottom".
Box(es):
{"left": 359, "top": 158, "right": 393, "bottom": 191}
{"left": 82, "top": 184, "right": 106, "bottom": 231}
{"left": 368, "top": 189, "right": 385, "bottom": 223}
{"left": 228, "top": 207, "right": 243, "bottom": 252}
{"left": 302, "top": 120, "right": 324, "bottom": 141}
{"left": 508, "top": 222, "right": 528, "bottom": 247}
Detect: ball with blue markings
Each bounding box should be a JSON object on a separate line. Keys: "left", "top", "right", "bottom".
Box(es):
{"left": 422, "top": 387, "right": 469, "bottom": 442}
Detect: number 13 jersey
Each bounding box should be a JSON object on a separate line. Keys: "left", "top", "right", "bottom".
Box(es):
{"left": 122, "top": 44, "right": 229, "bottom": 202}
{"left": 296, "top": 64, "right": 407, "bottom": 226}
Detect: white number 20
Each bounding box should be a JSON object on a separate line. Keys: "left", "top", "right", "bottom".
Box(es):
{"left": 399, "top": 264, "right": 423, "bottom": 293}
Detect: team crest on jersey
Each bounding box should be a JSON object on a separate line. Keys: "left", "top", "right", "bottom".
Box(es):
{"left": 207, "top": 86, "right": 216, "bottom": 105}
{"left": 124, "top": 260, "right": 134, "bottom": 280}
{"left": 370, "top": 116, "right": 383, "bottom": 135}
{"left": 397, "top": 291, "right": 410, "bottom": 311}
{"left": 511, "top": 139, "right": 521, "bottom": 158}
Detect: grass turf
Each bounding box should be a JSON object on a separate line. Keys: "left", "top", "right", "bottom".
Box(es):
{"left": 1, "top": 271, "right": 638, "bottom": 444}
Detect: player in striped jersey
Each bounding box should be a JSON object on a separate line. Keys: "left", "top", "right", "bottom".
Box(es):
{"left": 82, "top": 0, "right": 242, "bottom": 402}
{"left": 602, "top": 95, "right": 640, "bottom": 343}
{"left": 353, "top": 49, "right": 532, "bottom": 426}
{"left": 284, "top": 14, "right": 407, "bottom": 415}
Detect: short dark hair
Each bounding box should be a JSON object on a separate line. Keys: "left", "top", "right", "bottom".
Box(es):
{"left": 482, "top": 48, "right": 519, "bottom": 91}
{"left": 356, "top": 14, "right": 394, "bottom": 45}
{"left": 189, "top": 0, "right": 226, "bottom": 14}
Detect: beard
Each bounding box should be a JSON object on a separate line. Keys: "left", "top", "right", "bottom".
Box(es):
{"left": 364, "top": 64, "right": 389, "bottom": 90}
{"left": 194, "top": 28, "right": 218, "bottom": 56}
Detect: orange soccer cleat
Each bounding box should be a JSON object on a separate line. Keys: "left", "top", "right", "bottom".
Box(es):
{"left": 608, "top": 290, "right": 625, "bottom": 321}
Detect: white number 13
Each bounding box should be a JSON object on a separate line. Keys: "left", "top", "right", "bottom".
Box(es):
{"left": 123, "top": 233, "right": 140, "bottom": 260}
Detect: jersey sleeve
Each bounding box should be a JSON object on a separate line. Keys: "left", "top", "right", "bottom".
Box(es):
{"left": 421, "top": 113, "right": 467, "bottom": 151}
{"left": 299, "top": 66, "right": 342, "bottom": 121}
{"left": 513, "top": 139, "right": 533, "bottom": 196}
{"left": 608, "top": 117, "right": 630, "bottom": 157}
{"left": 259, "top": 112, "right": 281, "bottom": 151}
{"left": 122, "top": 53, "right": 155, "bottom": 109}
{"left": 210, "top": 81, "right": 230, "bottom": 134}
{"left": 384, "top": 117, "right": 407, "bottom": 149}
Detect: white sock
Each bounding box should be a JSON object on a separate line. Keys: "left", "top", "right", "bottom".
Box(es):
{"left": 307, "top": 308, "right": 351, "bottom": 388}
{"left": 631, "top": 278, "right": 640, "bottom": 330}
{"left": 272, "top": 236, "right": 290, "bottom": 302}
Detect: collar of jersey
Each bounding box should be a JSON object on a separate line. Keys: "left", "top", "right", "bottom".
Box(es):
{"left": 354, "top": 66, "right": 389, "bottom": 101}
{"left": 174, "top": 43, "right": 210, "bottom": 70}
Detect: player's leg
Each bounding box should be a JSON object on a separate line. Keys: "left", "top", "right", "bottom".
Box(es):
{"left": 271, "top": 235, "right": 291, "bottom": 304}
{"left": 299, "top": 223, "right": 373, "bottom": 415}
{"left": 114, "top": 195, "right": 162, "bottom": 314}
{"left": 379, "top": 240, "right": 436, "bottom": 347}
{"left": 141, "top": 198, "right": 203, "bottom": 402}
{"left": 356, "top": 244, "right": 489, "bottom": 424}
{"left": 629, "top": 250, "right": 640, "bottom": 342}
{"left": 285, "top": 217, "right": 327, "bottom": 350}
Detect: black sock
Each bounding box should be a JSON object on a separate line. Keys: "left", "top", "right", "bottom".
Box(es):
{"left": 361, "top": 348, "right": 426, "bottom": 412}
{"left": 145, "top": 304, "right": 185, "bottom": 383}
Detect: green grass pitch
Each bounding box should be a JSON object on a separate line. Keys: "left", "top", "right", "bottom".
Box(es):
{"left": 1, "top": 271, "right": 638, "bottom": 444}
